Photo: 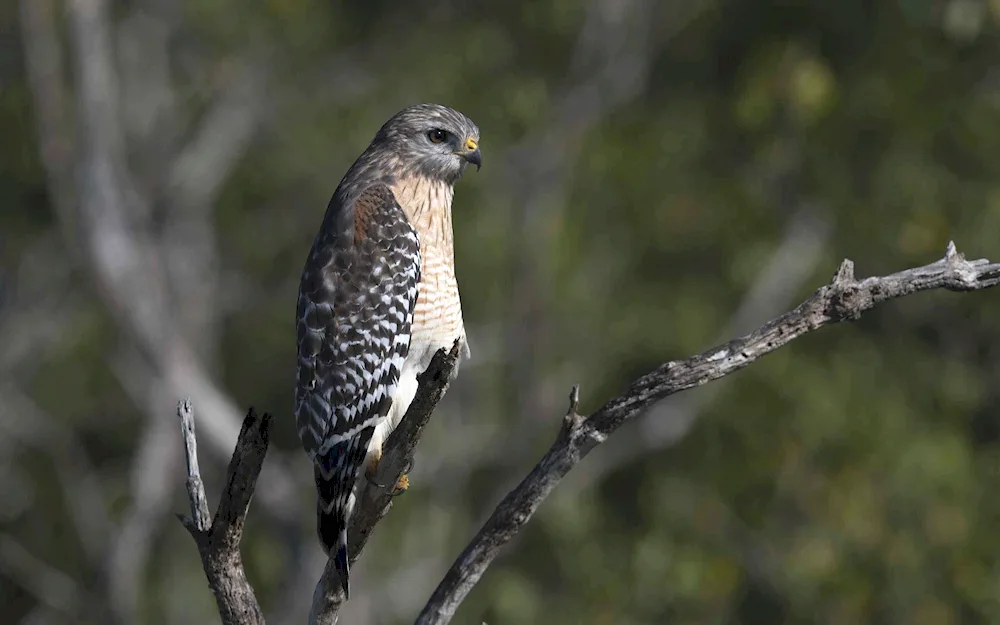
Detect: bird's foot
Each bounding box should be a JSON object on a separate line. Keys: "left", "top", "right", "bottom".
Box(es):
{"left": 364, "top": 447, "right": 411, "bottom": 495}
{"left": 391, "top": 456, "right": 414, "bottom": 496}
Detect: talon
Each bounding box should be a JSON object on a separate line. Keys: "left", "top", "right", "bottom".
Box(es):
{"left": 364, "top": 446, "right": 413, "bottom": 494}
{"left": 392, "top": 474, "right": 410, "bottom": 496}
{"left": 391, "top": 456, "right": 414, "bottom": 496}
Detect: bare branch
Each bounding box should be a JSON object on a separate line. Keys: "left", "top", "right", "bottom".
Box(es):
{"left": 566, "top": 205, "right": 831, "bottom": 491}
{"left": 61, "top": 0, "right": 289, "bottom": 489}
{"left": 0, "top": 384, "right": 112, "bottom": 562}
{"left": 178, "top": 399, "right": 211, "bottom": 533}
{"left": 309, "top": 342, "right": 462, "bottom": 625}
{"left": 179, "top": 406, "right": 270, "bottom": 625}
{"left": 106, "top": 352, "right": 187, "bottom": 625}
{"left": 175, "top": 345, "right": 459, "bottom": 625}
{"left": 499, "top": 0, "right": 661, "bottom": 423}
{"left": 176, "top": 244, "right": 999, "bottom": 625}
{"left": 167, "top": 63, "right": 267, "bottom": 212}
{"left": 414, "top": 242, "right": 1000, "bottom": 625}
{"left": 18, "top": 0, "right": 76, "bottom": 238}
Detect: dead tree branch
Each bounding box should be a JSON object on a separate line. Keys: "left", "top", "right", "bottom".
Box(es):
{"left": 413, "top": 242, "right": 1000, "bottom": 625}
{"left": 566, "top": 205, "right": 830, "bottom": 492}
{"left": 177, "top": 401, "right": 269, "bottom": 625}
{"left": 177, "top": 344, "right": 460, "bottom": 625}
{"left": 178, "top": 243, "right": 1000, "bottom": 625}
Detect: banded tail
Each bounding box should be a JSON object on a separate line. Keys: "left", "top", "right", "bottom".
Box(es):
{"left": 313, "top": 433, "right": 372, "bottom": 599}
{"left": 315, "top": 495, "right": 350, "bottom": 598}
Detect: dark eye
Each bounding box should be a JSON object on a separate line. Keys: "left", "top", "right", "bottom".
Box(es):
{"left": 427, "top": 129, "right": 448, "bottom": 144}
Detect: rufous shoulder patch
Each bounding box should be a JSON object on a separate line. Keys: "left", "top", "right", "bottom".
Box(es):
{"left": 352, "top": 185, "right": 396, "bottom": 241}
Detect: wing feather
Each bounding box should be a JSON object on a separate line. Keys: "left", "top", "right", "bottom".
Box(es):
{"left": 293, "top": 183, "right": 420, "bottom": 595}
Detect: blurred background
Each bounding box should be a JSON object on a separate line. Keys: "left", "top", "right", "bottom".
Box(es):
{"left": 3, "top": 0, "right": 1000, "bottom": 623}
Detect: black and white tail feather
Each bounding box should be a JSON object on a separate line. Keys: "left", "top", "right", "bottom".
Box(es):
{"left": 294, "top": 182, "right": 420, "bottom": 598}
{"left": 313, "top": 429, "right": 374, "bottom": 597}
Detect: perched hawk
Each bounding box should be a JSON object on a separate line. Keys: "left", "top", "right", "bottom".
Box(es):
{"left": 294, "top": 103, "right": 479, "bottom": 596}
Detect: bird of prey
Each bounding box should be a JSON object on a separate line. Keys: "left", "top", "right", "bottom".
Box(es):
{"left": 294, "top": 103, "right": 479, "bottom": 597}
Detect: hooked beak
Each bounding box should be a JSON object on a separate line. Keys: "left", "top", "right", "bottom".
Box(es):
{"left": 457, "top": 137, "right": 482, "bottom": 171}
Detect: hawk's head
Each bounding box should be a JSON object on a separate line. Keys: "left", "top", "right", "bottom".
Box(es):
{"left": 372, "top": 103, "right": 481, "bottom": 184}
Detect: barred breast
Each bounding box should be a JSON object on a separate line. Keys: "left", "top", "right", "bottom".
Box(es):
{"left": 391, "top": 175, "right": 468, "bottom": 370}
{"left": 411, "top": 243, "right": 465, "bottom": 355}
{"left": 368, "top": 174, "right": 468, "bottom": 465}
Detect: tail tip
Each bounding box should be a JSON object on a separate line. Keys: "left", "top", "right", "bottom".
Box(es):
{"left": 334, "top": 544, "right": 350, "bottom": 599}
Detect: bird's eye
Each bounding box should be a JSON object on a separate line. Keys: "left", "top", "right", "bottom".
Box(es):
{"left": 427, "top": 129, "right": 448, "bottom": 144}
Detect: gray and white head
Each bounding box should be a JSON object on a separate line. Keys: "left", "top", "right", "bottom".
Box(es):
{"left": 368, "top": 103, "right": 481, "bottom": 184}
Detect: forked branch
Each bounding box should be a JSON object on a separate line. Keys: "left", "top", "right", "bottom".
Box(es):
{"left": 177, "top": 344, "right": 462, "bottom": 625}
{"left": 177, "top": 401, "right": 268, "bottom": 625}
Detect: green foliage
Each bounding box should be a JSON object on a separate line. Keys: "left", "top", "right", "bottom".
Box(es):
{"left": 6, "top": 0, "right": 1000, "bottom": 623}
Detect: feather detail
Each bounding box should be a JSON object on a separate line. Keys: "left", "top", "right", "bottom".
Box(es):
{"left": 295, "top": 183, "right": 420, "bottom": 595}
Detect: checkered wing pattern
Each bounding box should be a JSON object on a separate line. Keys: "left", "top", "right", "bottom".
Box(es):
{"left": 294, "top": 183, "right": 420, "bottom": 596}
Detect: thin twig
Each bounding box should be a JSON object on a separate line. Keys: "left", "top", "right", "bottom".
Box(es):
{"left": 413, "top": 242, "right": 1000, "bottom": 625}
{"left": 178, "top": 399, "right": 211, "bottom": 533}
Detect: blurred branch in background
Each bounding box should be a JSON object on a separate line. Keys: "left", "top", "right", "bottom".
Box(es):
{"left": 497, "top": 0, "right": 702, "bottom": 443}
{"left": 17, "top": 0, "right": 483, "bottom": 622}
{"left": 10, "top": 0, "right": 1000, "bottom": 623}
{"left": 415, "top": 1, "right": 710, "bottom": 567}
{"left": 289, "top": 2, "right": 712, "bottom": 619}
{"left": 565, "top": 206, "right": 832, "bottom": 493}
{"left": 62, "top": 0, "right": 267, "bottom": 467}
{"left": 557, "top": 31, "right": 822, "bottom": 497}
{"left": 0, "top": 536, "right": 91, "bottom": 622}
{"left": 0, "top": 386, "right": 112, "bottom": 570}
{"left": 16, "top": 0, "right": 300, "bottom": 622}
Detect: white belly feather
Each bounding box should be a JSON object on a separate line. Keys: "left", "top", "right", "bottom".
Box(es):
{"left": 361, "top": 332, "right": 468, "bottom": 478}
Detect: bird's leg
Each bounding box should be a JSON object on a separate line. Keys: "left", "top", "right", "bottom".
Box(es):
{"left": 364, "top": 444, "right": 386, "bottom": 486}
